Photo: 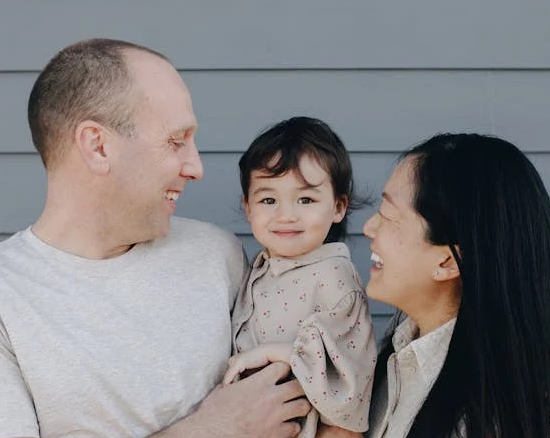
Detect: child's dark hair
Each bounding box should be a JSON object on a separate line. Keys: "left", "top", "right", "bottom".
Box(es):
{"left": 239, "top": 116, "right": 361, "bottom": 243}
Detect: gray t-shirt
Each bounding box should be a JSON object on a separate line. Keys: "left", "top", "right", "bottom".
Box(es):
{"left": 0, "top": 217, "right": 246, "bottom": 438}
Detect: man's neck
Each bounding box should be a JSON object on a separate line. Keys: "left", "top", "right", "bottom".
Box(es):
{"left": 32, "top": 205, "right": 134, "bottom": 260}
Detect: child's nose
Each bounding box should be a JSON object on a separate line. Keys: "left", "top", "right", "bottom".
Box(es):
{"left": 276, "top": 203, "right": 298, "bottom": 223}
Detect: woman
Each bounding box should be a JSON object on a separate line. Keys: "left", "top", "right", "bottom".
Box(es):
{"left": 319, "top": 133, "right": 550, "bottom": 438}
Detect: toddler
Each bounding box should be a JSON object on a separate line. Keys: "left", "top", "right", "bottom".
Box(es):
{"left": 225, "top": 116, "right": 377, "bottom": 437}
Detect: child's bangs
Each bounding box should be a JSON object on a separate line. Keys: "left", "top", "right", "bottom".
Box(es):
{"left": 256, "top": 143, "right": 327, "bottom": 188}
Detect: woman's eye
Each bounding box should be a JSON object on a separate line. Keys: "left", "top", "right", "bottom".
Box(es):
{"left": 260, "top": 198, "right": 275, "bottom": 205}
{"left": 378, "top": 210, "right": 389, "bottom": 220}
{"left": 298, "top": 197, "right": 314, "bottom": 204}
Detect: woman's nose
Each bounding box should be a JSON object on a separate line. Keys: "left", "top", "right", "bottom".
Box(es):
{"left": 363, "top": 213, "right": 379, "bottom": 238}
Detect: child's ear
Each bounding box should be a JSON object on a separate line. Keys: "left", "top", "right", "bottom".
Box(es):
{"left": 242, "top": 195, "right": 251, "bottom": 221}
{"left": 333, "top": 196, "right": 348, "bottom": 223}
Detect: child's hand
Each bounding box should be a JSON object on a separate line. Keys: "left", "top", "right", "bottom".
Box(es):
{"left": 223, "top": 342, "right": 293, "bottom": 385}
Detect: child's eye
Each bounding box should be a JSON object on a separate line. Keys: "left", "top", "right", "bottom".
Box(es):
{"left": 298, "top": 197, "right": 314, "bottom": 204}
{"left": 260, "top": 198, "right": 276, "bottom": 205}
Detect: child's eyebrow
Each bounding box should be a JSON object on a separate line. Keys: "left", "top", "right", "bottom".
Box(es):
{"left": 251, "top": 187, "right": 276, "bottom": 196}
{"left": 298, "top": 185, "right": 322, "bottom": 192}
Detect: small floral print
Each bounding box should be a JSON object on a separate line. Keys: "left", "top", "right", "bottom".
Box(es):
{"left": 262, "top": 310, "right": 271, "bottom": 318}
{"left": 260, "top": 290, "right": 269, "bottom": 298}
{"left": 337, "top": 279, "right": 345, "bottom": 289}
{"left": 347, "top": 340, "right": 356, "bottom": 350}
{"left": 299, "top": 292, "right": 306, "bottom": 302}
{"left": 283, "top": 302, "right": 288, "bottom": 311}
{"left": 314, "top": 304, "right": 322, "bottom": 313}
{"left": 305, "top": 375, "right": 313, "bottom": 384}
{"left": 276, "top": 286, "right": 284, "bottom": 295}
{"left": 276, "top": 325, "right": 286, "bottom": 335}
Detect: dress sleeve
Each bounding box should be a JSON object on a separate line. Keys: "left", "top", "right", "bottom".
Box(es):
{"left": 0, "top": 319, "right": 40, "bottom": 437}
{"left": 289, "top": 267, "right": 377, "bottom": 433}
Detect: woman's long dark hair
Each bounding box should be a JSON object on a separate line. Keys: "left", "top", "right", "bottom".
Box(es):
{"left": 372, "top": 134, "right": 550, "bottom": 438}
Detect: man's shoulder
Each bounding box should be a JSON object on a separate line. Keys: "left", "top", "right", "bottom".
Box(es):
{"left": 169, "top": 216, "right": 239, "bottom": 243}
{"left": 0, "top": 231, "right": 26, "bottom": 260}
{"left": 164, "top": 217, "right": 242, "bottom": 257}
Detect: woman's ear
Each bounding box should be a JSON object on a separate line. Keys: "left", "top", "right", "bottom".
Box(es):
{"left": 242, "top": 195, "right": 251, "bottom": 221}
{"left": 432, "top": 246, "right": 461, "bottom": 282}
{"left": 75, "top": 120, "right": 110, "bottom": 175}
{"left": 333, "top": 196, "right": 348, "bottom": 223}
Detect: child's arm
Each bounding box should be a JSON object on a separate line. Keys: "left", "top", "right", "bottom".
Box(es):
{"left": 316, "top": 424, "right": 363, "bottom": 438}
{"left": 223, "top": 342, "right": 293, "bottom": 385}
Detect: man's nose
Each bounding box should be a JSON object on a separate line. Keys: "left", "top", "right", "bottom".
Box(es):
{"left": 180, "top": 141, "right": 203, "bottom": 181}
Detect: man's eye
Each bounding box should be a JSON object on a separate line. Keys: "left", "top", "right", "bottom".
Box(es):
{"left": 170, "top": 140, "right": 186, "bottom": 149}
{"left": 260, "top": 198, "right": 275, "bottom": 205}
{"left": 298, "top": 197, "right": 314, "bottom": 204}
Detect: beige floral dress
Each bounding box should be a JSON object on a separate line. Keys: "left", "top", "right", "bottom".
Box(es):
{"left": 231, "top": 242, "right": 377, "bottom": 437}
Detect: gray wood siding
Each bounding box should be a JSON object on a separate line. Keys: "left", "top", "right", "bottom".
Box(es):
{"left": 1, "top": 1, "right": 550, "bottom": 339}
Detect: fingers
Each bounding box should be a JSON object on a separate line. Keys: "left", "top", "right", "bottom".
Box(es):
{"left": 280, "top": 397, "right": 311, "bottom": 421}
{"left": 222, "top": 364, "right": 239, "bottom": 385}
{"left": 255, "top": 361, "right": 291, "bottom": 384}
{"left": 279, "top": 421, "right": 302, "bottom": 438}
{"left": 276, "top": 378, "right": 306, "bottom": 401}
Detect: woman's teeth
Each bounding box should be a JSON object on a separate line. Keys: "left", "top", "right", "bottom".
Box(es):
{"left": 371, "top": 252, "right": 384, "bottom": 269}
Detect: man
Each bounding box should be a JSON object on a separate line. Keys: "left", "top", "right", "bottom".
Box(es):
{"left": 0, "top": 39, "right": 309, "bottom": 438}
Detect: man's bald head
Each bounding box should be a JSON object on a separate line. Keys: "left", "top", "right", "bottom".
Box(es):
{"left": 28, "top": 38, "right": 170, "bottom": 169}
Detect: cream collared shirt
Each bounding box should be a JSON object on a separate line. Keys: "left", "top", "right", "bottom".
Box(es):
{"left": 231, "top": 243, "right": 377, "bottom": 436}
{"left": 366, "top": 316, "right": 457, "bottom": 438}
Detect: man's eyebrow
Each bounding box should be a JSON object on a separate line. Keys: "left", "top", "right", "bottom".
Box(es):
{"left": 170, "top": 123, "right": 198, "bottom": 137}
{"left": 382, "top": 191, "right": 398, "bottom": 207}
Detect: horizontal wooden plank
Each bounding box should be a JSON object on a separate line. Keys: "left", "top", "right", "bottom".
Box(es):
{"left": 1, "top": 0, "right": 550, "bottom": 70}
{"left": 0, "top": 152, "right": 389, "bottom": 235}
{"left": 4, "top": 151, "right": 550, "bottom": 234}
{"left": 3, "top": 70, "right": 550, "bottom": 154}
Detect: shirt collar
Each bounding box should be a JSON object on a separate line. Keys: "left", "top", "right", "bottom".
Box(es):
{"left": 254, "top": 242, "right": 350, "bottom": 277}
{"left": 393, "top": 315, "right": 457, "bottom": 384}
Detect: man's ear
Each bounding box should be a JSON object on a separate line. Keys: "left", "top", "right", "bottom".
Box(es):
{"left": 75, "top": 120, "right": 111, "bottom": 175}
{"left": 333, "top": 196, "right": 348, "bottom": 224}
{"left": 432, "top": 245, "right": 461, "bottom": 282}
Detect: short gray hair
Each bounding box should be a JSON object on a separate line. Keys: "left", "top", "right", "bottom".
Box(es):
{"left": 28, "top": 38, "right": 169, "bottom": 169}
